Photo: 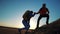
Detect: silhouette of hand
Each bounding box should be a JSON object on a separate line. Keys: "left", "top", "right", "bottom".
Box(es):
{"left": 46, "top": 12, "right": 49, "bottom": 14}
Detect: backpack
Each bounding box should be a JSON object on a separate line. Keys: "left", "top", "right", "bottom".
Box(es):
{"left": 23, "top": 10, "right": 30, "bottom": 20}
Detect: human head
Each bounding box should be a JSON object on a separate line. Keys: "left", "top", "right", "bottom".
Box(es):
{"left": 30, "top": 11, "right": 33, "bottom": 13}
{"left": 42, "top": 3, "right": 46, "bottom": 7}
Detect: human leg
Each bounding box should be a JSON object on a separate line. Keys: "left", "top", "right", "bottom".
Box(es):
{"left": 36, "top": 15, "right": 42, "bottom": 29}
{"left": 18, "top": 29, "right": 21, "bottom": 34}
{"left": 46, "top": 14, "right": 49, "bottom": 25}
{"left": 22, "top": 20, "right": 30, "bottom": 34}
{"left": 42, "top": 14, "right": 49, "bottom": 25}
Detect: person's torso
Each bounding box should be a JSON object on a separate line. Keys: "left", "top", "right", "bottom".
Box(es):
{"left": 39, "top": 8, "right": 47, "bottom": 15}
{"left": 27, "top": 13, "right": 33, "bottom": 20}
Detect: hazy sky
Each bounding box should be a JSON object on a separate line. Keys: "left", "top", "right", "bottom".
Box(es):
{"left": 0, "top": 0, "right": 60, "bottom": 29}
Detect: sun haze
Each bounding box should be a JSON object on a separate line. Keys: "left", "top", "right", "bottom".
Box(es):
{"left": 0, "top": 0, "right": 60, "bottom": 29}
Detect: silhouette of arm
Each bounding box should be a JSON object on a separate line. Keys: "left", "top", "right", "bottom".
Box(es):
{"left": 46, "top": 8, "right": 49, "bottom": 14}
{"left": 29, "top": 13, "right": 35, "bottom": 17}
{"left": 36, "top": 8, "right": 42, "bottom": 14}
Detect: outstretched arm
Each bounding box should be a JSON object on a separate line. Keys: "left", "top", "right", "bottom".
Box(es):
{"left": 29, "top": 12, "right": 35, "bottom": 17}
{"left": 36, "top": 8, "right": 42, "bottom": 14}
{"left": 34, "top": 12, "right": 39, "bottom": 14}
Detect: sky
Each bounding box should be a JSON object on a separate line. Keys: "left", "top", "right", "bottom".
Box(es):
{"left": 0, "top": 0, "right": 60, "bottom": 29}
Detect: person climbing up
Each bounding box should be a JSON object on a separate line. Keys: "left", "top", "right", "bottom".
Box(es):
{"left": 18, "top": 10, "right": 36, "bottom": 34}
{"left": 36, "top": 3, "right": 50, "bottom": 29}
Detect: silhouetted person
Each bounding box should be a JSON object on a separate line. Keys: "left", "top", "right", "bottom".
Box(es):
{"left": 18, "top": 10, "right": 35, "bottom": 34}
{"left": 36, "top": 3, "right": 49, "bottom": 29}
